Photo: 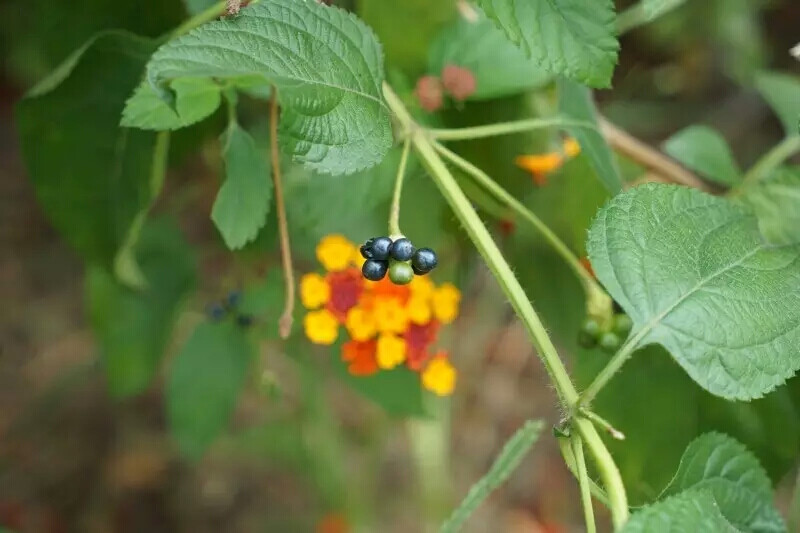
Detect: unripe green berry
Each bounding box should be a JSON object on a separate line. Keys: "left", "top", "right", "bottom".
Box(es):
{"left": 581, "top": 317, "right": 601, "bottom": 338}
{"left": 599, "top": 331, "right": 621, "bottom": 353}
{"left": 613, "top": 313, "right": 633, "bottom": 337}
{"left": 388, "top": 261, "right": 414, "bottom": 285}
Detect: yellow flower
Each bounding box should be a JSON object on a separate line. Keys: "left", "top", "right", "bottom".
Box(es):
{"left": 345, "top": 306, "right": 376, "bottom": 342}
{"left": 407, "top": 295, "right": 432, "bottom": 325}
{"left": 304, "top": 309, "right": 339, "bottom": 345}
{"left": 376, "top": 333, "right": 406, "bottom": 369}
{"left": 432, "top": 283, "right": 461, "bottom": 324}
{"left": 409, "top": 275, "right": 434, "bottom": 300}
{"left": 563, "top": 137, "right": 581, "bottom": 158}
{"left": 300, "top": 273, "right": 330, "bottom": 309}
{"left": 316, "top": 234, "right": 356, "bottom": 272}
{"left": 515, "top": 152, "right": 564, "bottom": 177}
{"left": 351, "top": 246, "right": 366, "bottom": 268}
{"left": 422, "top": 352, "right": 456, "bottom": 396}
{"left": 373, "top": 298, "right": 409, "bottom": 334}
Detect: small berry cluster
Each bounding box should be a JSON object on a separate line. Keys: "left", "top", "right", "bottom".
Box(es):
{"left": 578, "top": 313, "right": 632, "bottom": 353}
{"left": 207, "top": 290, "right": 254, "bottom": 327}
{"left": 360, "top": 236, "right": 438, "bottom": 285}
{"left": 414, "top": 64, "right": 477, "bottom": 112}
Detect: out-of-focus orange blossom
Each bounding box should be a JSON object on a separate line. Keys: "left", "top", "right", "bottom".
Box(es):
{"left": 301, "top": 234, "right": 460, "bottom": 396}
{"left": 515, "top": 137, "right": 582, "bottom": 186}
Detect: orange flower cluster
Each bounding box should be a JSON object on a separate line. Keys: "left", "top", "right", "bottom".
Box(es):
{"left": 515, "top": 137, "right": 581, "bottom": 186}
{"left": 301, "top": 235, "right": 459, "bottom": 396}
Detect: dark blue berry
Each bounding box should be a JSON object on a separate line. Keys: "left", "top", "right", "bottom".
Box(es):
{"left": 360, "top": 238, "right": 376, "bottom": 259}
{"left": 362, "top": 259, "right": 388, "bottom": 281}
{"left": 207, "top": 303, "right": 226, "bottom": 321}
{"left": 370, "top": 237, "right": 393, "bottom": 260}
{"left": 236, "top": 314, "right": 254, "bottom": 327}
{"left": 411, "top": 248, "right": 438, "bottom": 274}
{"left": 389, "top": 238, "right": 415, "bottom": 261}
{"left": 226, "top": 290, "right": 242, "bottom": 308}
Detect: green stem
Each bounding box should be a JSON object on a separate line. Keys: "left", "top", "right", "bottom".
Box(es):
{"left": 383, "top": 82, "right": 629, "bottom": 528}
{"left": 432, "top": 141, "right": 606, "bottom": 305}
{"left": 737, "top": 135, "right": 800, "bottom": 189}
{"left": 428, "top": 117, "right": 598, "bottom": 142}
{"left": 557, "top": 434, "right": 611, "bottom": 507}
{"left": 389, "top": 139, "right": 411, "bottom": 237}
{"left": 581, "top": 409, "right": 625, "bottom": 440}
{"left": 572, "top": 435, "right": 597, "bottom": 533}
{"left": 616, "top": 0, "right": 685, "bottom": 34}
{"left": 169, "top": 1, "right": 226, "bottom": 39}
{"left": 579, "top": 329, "right": 646, "bottom": 408}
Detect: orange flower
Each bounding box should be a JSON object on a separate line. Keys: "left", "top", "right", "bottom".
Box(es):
{"left": 342, "top": 339, "right": 378, "bottom": 376}
{"left": 515, "top": 137, "right": 581, "bottom": 186}
{"left": 580, "top": 256, "right": 595, "bottom": 279}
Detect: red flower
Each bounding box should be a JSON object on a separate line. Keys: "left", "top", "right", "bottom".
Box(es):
{"left": 405, "top": 321, "right": 440, "bottom": 371}
{"left": 325, "top": 268, "right": 364, "bottom": 322}
{"left": 342, "top": 339, "right": 378, "bottom": 376}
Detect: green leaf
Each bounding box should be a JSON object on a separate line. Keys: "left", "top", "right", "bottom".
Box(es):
{"left": 755, "top": 72, "right": 800, "bottom": 135}
{"left": 428, "top": 13, "right": 550, "bottom": 101}
{"left": 621, "top": 490, "right": 739, "bottom": 532}
{"left": 663, "top": 125, "right": 742, "bottom": 185}
{"left": 473, "top": 0, "right": 619, "bottom": 88}
{"left": 167, "top": 321, "right": 255, "bottom": 458}
{"left": 16, "top": 31, "right": 159, "bottom": 270}
{"left": 740, "top": 167, "right": 800, "bottom": 245}
{"left": 441, "top": 420, "right": 543, "bottom": 533}
{"left": 558, "top": 79, "right": 623, "bottom": 193}
{"left": 121, "top": 78, "right": 222, "bottom": 131}
{"left": 617, "top": 0, "right": 687, "bottom": 33}
{"left": 143, "top": 0, "right": 392, "bottom": 175}
{"left": 661, "top": 433, "right": 786, "bottom": 532}
{"left": 88, "top": 219, "right": 195, "bottom": 398}
{"left": 587, "top": 184, "right": 800, "bottom": 400}
{"left": 211, "top": 122, "right": 273, "bottom": 249}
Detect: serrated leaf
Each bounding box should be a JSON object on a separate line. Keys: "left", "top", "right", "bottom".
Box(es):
{"left": 587, "top": 184, "right": 800, "bottom": 400}
{"left": 167, "top": 321, "right": 255, "bottom": 458}
{"left": 428, "top": 13, "right": 550, "bottom": 101}
{"left": 663, "top": 125, "right": 742, "bottom": 185}
{"left": 740, "top": 167, "right": 800, "bottom": 245}
{"left": 143, "top": 0, "right": 392, "bottom": 175}
{"left": 16, "top": 31, "right": 159, "bottom": 270}
{"left": 621, "top": 490, "right": 739, "bottom": 533}
{"left": 88, "top": 219, "right": 195, "bottom": 398}
{"left": 441, "top": 420, "right": 543, "bottom": 533}
{"left": 473, "top": 0, "right": 619, "bottom": 88}
{"left": 558, "top": 79, "right": 623, "bottom": 193}
{"left": 755, "top": 72, "right": 800, "bottom": 135}
{"left": 211, "top": 122, "right": 273, "bottom": 249}
{"left": 121, "top": 78, "right": 222, "bottom": 131}
{"left": 662, "top": 433, "right": 786, "bottom": 532}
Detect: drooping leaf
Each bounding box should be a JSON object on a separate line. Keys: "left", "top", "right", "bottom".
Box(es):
{"left": 663, "top": 125, "right": 742, "bottom": 185}
{"left": 473, "top": 0, "right": 619, "bottom": 88}
{"left": 88, "top": 219, "right": 195, "bottom": 398}
{"left": 121, "top": 78, "right": 222, "bottom": 131}
{"left": 441, "top": 420, "right": 543, "bottom": 533}
{"left": 661, "top": 433, "right": 786, "bottom": 532}
{"left": 428, "top": 13, "right": 550, "bottom": 101}
{"left": 621, "top": 490, "right": 738, "bottom": 533}
{"left": 740, "top": 167, "right": 800, "bottom": 245}
{"left": 587, "top": 184, "right": 800, "bottom": 400}
{"left": 211, "top": 122, "right": 273, "bottom": 249}
{"left": 16, "top": 31, "right": 159, "bottom": 270}
{"left": 142, "top": 0, "right": 392, "bottom": 175}
{"left": 755, "top": 72, "right": 800, "bottom": 135}
{"left": 558, "top": 79, "right": 623, "bottom": 193}
{"left": 167, "top": 321, "right": 255, "bottom": 458}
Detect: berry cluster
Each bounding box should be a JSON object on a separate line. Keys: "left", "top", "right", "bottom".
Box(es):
{"left": 578, "top": 313, "right": 632, "bottom": 353}
{"left": 359, "top": 236, "right": 438, "bottom": 285}
{"left": 207, "top": 290, "right": 254, "bottom": 327}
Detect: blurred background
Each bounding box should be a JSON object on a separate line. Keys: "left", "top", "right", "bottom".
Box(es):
{"left": 1, "top": 0, "right": 799, "bottom": 532}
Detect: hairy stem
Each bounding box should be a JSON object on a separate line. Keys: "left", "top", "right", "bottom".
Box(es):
{"left": 428, "top": 117, "right": 598, "bottom": 142}
{"left": 269, "top": 89, "right": 295, "bottom": 339}
{"left": 738, "top": 135, "right": 800, "bottom": 189}
{"left": 572, "top": 435, "right": 597, "bottom": 533}
{"left": 579, "top": 329, "right": 647, "bottom": 408}
{"left": 388, "top": 139, "right": 411, "bottom": 237}
{"left": 383, "top": 82, "right": 629, "bottom": 527}
{"left": 432, "top": 141, "right": 610, "bottom": 317}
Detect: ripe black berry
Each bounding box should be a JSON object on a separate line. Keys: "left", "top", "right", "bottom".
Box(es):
{"left": 236, "top": 314, "right": 254, "bottom": 327}
{"left": 369, "top": 237, "right": 393, "bottom": 260}
{"left": 411, "top": 248, "right": 438, "bottom": 274}
{"left": 388, "top": 261, "right": 414, "bottom": 285}
{"left": 360, "top": 238, "right": 376, "bottom": 259}
{"left": 207, "top": 303, "right": 226, "bottom": 321}
{"left": 362, "top": 259, "right": 388, "bottom": 281}
{"left": 389, "top": 238, "right": 415, "bottom": 261}
{"left": 599, "top": 332, "right": 621, "bottom": 353}
{"left": 226, "top": 290, "right": 242, "bottom": 308}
